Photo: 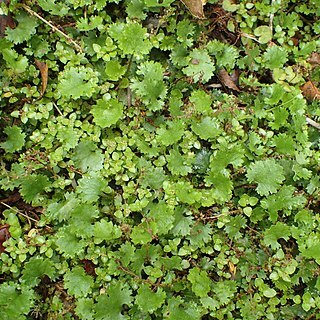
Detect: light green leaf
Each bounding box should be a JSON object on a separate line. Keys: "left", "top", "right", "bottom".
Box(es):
{"left": 157, "top": 120, "right": 185, "bottom": 146}
{"left": 22, "top": 257, "right": 56, "bottom": 287}
{"left": 246, "top": 159, "right": 285, "bottom": 196}
{"left": 64, "top": 267, "right": 94, "bottom": 298}
{"left": 136, "top": 284, "right": 166, "bottom": 313}
{"left": 166, "top": 148, "right": 192, "bottom": 176}
{"left": 93, "top": 219, "right": 122, "bottom": 244}
{"left": 131, "top": 223, "right": 153, "bottom": 245}
{"left": 91, "top": 98, "right": 124, "bottom": 128}
{"left": 263, "top": 288, "right": 277, "bottom": 298}
{"left": 254, "top": 26, "right": 272, "bottom": 44}
{"left": 263, "top": 45, "right": 288, "bottom": 69}
{"left": 0, "top": 283, "right": 34, "bottom": 320}
{"left": 183, "top": 48, "right": 215, "bottom": 83}
{"left": 6, "top": 12, "right": 38, "bottom": 43}
{"left": 263, "top": 222, "right": 291, "bottom": 249}
{"left": 188, "top": 267, "right": 211, "bottom": 297}
{"left": 190, "top": 89, "right": 212, "bottom": 114}
{"left": 72, "top": 140, "right": 104, "bottom": 173}
{"left": 108, "top": 21, "right": 151, "bottom": 56}
{"left": 38, "top": 0, "right": 69, "bottom": 16}
{"left": 20, "top": 174, "right": 50, "bottom": 203}
{"left": 131, "top": 61, "right": 167, "bottom": 111}
{"left": 104, "top": 60, "right": 126, "bottom": 81}
{"left": 76, "top": 298, "right": 94, "bottom": 320}
{"left": 76, "top": 172, "right": 106, "bottom": 203}
{"left": 95, "top": 282, "right": 132, "bottom": 320}
{"left": 191, "top": 117, "right": 221, "bottom": 140}
{"left": 55, "top": 226, "right": 86, "bottom": 257}
{"left": 146, "top": 201, "right": 175, "bottom": 235}
{"left": 0, "top": 126, "right": 25, "bottom": 153}
{"left": 58, "top": 66, "right": 98, "bottom": 99}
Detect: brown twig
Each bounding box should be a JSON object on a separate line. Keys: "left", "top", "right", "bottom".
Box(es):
{"left": 21, "top": 4, "right": 83, "bottom": 52}
{"left": 0, "top": 201, "right": 38, "bottom": 224}
{"left": 306, "top": 116, "right": 320, "bottom": 130}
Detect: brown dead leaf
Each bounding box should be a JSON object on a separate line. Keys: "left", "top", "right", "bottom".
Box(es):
{"left": 307, "top": 52, "right": 320, "bottom": 68}
{"left": 35, "top": 60, "right": 49, "bottom": 96}
{"left": 0, "top": 0, "right": 15, "bottom": 37}
{"left": 0, "top": 14, "right": 15, "bottom": 37}
{"left": 180, "top": 0, "right": 206, "bottom": 19}
{"left": 217, "top": 68, "right": 240, "bottom": 92}
{"left": 0, "top": 224, "right": 10, "bottom": 253}
{"left": 301, "top": 81, "right": 320, "bottom": 102}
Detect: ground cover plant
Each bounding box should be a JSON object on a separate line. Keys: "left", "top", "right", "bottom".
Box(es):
{"left": 0, "top": 0, "right": 320, "bottom": 318}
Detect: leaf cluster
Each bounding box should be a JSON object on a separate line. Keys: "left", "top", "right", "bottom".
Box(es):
{"left": 0, "top": 0, "right": 319, "bottom": 319}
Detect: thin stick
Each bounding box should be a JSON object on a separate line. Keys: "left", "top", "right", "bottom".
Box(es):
{"left": 269, "top": 0, "right": 276, "bottom": 33}
{"left": 21, "top": 4, "right": 83, "bottom": 52}
{"left": 1, "top": 201, "right": 38, "bottom": 223}
{"left": 53, "top": 102, "right": 63, "bottom": 116}
{"left": 240, "top": 32, "right": 261, "bottom": 43}
{"left": 306, "top": 116, "right": 320, "bottom": 130}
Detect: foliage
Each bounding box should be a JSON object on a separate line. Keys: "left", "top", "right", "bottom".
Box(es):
{"left": 0, "top": 0, "right": 320, "bottom": 319}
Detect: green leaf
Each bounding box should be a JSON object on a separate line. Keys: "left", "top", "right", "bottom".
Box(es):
{"left": 38, "top": 0, "right": 69, "bottom": 16}
{"left": 22, "top": 257, "right": 56, "bottom": 287}
{"left": 263, "top": 45, "right": 288, "bottom": 69}
{"left": 172, "top": 206, "right": 193, "bottom": 237}
{"left": 207, "top": 39, "right": 239, "bottom": 69}
{"left": 20, "top": 174, "right": 50, "bottom": 203}
{"left": 68, "top": 203, "right": 100, "bottom": 238}
{"left": 93, "top": 219, "right": 122, "bottom": 244}
{"left": 183, "top": 48, "right": 215, "bottom": 83}
{"left": 191, "top": 116, "right": 221, "bottom": 140}
{"left": 64, "top": 267, "right": 94, "bottom": 298}
{"left": 91, "top": 98, "right": 124, "bottom": 128}
{"left": 261, "top": 185, "right": 306, "bottom": 221}
{"left": 157, "top": 120, "right": 185, "bottom": 146}
{"left": 0, "top": 126, "right": 25, "bottom": 153}
{"left": 135, "top": 284, "right": 166, "bottom": 313}
{"left": 175, "top": 181, "right": 202, "bottom": 205}
{"left": 0, "top": 283, "right": 34, "bottom": 320}
{"left": 190, "top": 89, "right": 212, "bottom": 114}
{"left": 58, "top": 66, "right": 98, "bottom": 99}
{"left": 254, "top": 26, "right": 272, "bottom": 44}
{"left": 72, "top": 140, "right": 104, "bottom": 172}
{"left": 263, "top": 288, "right": 277, "bottom": 298}
{"left": 76, "top": 172, "right": 106, "bottom": 203}
{"left": 246, "top": 159, "right": 285, "bottom": 196}
{"left": 104, "top": 60, "right": 126, "bottom": 81}
{"left": 46, "top": 194, "right": 79, "bottom": 222}
{"left": 188, "top": 267, "right": 211, "bottom": 297}
{"left": 302, "top": 291, "right": 316, "bottom": 312}
{"left": 131, "top": 223, "right": 153, "bottom": 245}
{"left": 204, "top": 172, "right": 233, "bottom": 203}
{"left": 176, "top": 20, "right": 195, "bottom": 47}
{"left": 55, "top": 226, "right": 86, "bottom": 257}
{"left": 187, "top": 223, "right": 212, "bottom": 247}
{"left": 6, "top": 11, "right": 38, "bottom": 43}
{"left": 263, "top": 222, "right": 291, "bottom": 249}
{"left": 300, "top": 237, "right": 320, "bottom": 264}
{"left": 224, "top": 215, "right": 247, "bottom": 238}
{"left": 145, "top": 201, "right": 175, "bottom": 235}
{"left": 76, "top": 298, "right": 94, "bottom": 320}
{"left": 165, "top": 298, "right": 202, "bottom": 320}
{"left": 222, "top": 0, "right": 240, "bottom": 12}
{"left": 193, "top": 149, "right": 211, "bottom": 174}
{"left": 95, "top": 282, "right": 133, "bottom": 320}
{"left": 166, "top": 147, "right": 192, "bottom": 176}
{"left": 209, "top": 144, "right": 245, "bottom": 171}
{"left": 108, "top": 21, "right": 151, "bottom": 56}
{"left": 131, "top": 61, "right": 167, "bottom": 111}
